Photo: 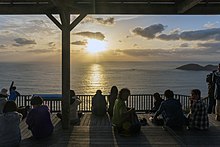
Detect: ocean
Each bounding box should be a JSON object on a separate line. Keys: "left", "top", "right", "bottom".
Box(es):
{"left": 0, "top": 61, "right": 218, "bottom": 97}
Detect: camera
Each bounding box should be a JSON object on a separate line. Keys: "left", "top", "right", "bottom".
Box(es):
{"left": 206, "top": 73, "right": 213, "bottom": 83}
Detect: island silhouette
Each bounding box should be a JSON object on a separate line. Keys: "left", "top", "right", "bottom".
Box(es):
{"left": 176, "top": 63, "right": 217, "bottom": 71}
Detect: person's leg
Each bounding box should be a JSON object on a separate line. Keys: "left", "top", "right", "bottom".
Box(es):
{"left": 215, "top": 100, "right": 220, "bottom": 121}
{"left": 208, "top": 98, "right": 214, "bottom": 114}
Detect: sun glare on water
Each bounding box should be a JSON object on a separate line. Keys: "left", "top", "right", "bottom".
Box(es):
{"left": 86, "top": 39, "right": 107, "bottom": 54}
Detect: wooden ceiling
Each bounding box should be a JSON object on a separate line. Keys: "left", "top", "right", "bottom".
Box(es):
{"left": 0, "top": 0, "right": 220, "bottom": 15}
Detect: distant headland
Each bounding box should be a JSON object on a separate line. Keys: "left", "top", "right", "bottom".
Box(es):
{"left": 176, "top": 63, "right": 217, "bottom": 71}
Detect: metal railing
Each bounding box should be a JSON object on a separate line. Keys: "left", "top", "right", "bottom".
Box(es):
{"left": 14, "top": 94, "right": 201, "bottom": 113}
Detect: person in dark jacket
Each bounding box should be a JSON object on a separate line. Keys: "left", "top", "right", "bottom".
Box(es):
{"left": 92, "top": 90, "right": 107, "bottom": 116}
{"left": 153, "top": 89, "right": 186, "bottom": 129}
{"left": 150, "top": 92, "right": 164, "bottom": 113}
{"left": 213, "top": 63, "right": 220, "bottom": 121}
{"left": 26, "top": 96, "right": 54, "bottom": 139}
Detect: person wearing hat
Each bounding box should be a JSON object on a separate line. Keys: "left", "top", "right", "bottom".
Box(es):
{"left": 0, "top": 88, "right": 8, "bottom": 113}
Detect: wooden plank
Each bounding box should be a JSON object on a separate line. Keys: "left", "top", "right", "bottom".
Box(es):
{"left": 178, "top": 0, "right": 203, "bottom": 13}
{"left": 19, "top": 113, "right": 220, "bottom": 146}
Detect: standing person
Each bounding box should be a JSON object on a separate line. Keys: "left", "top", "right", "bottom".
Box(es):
{"left": 26, "top": 96, "right": 54, "bottom": 139}
{"left": 0, "top": 88, "right": 8, "bottom": 113}
{"left": 0, "top": 101, "right": 22, "bottom": 147}
{"left": 8, "top": 81, "right": 20, "bottom": 101}
{"left": 112, "top": 88, "right": 141, "bottom": 135}
{"left": 207, "top": 70, "right": 216, "bottom": 114}
{"left": 153, "top": 89, "right": 186, "bottom": 129}
{"left": 92, "top": 90, "right": 107, "bottom": 116}
{"left": 150, "top": 92, "right": 164, "bottom": 113}
{"left": 108, "top": 86, "right": 118, "bottom": 118}
{"left": 213, "top": 63, "right": 220, "bottom": 121}
{"left": 188, "top": 89, "right": 209, "bottom": 130}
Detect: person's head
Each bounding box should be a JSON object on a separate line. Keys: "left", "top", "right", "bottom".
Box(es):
{"left": 96, "top": 90, "right": 102, "bottom": 95}
{"left": 3, "top": 101, "right": 17, "bottom": 113}
{"left": 110, "top": 86, "right": 118, "bottom": 95}
{"left": 0, "top": 88, "right": 8, "bottom": 97}
{"left": 31, "top": 96, "right": 43, "bottom": 107}
{"left": 191, "top": 89, "right": 201, "bottom": 101}
{"left": 70, "top": 90, "right": 76, "bottom": 98}
{"left": 119, "top": 88, "right": 130, "bottom": 101}
{"left": 12, "top": 86, "right": 16, "bottom": 90}
{"left": 164, "top": 89, "right": 174, "bottom": 99}
{"left": 153, "top": 92, "right": 161, "bottom": 101}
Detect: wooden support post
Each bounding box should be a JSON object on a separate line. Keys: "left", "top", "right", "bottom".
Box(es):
{"left": 61, "top": 11, "right": 70, "bottom": 129}
{"left": 47, "top": 9, "right": 86, "bottom": 129}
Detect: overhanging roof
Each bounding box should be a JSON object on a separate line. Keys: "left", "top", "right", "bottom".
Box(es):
{"left": 0, "top": 0, "right": 220, "bottom": 15}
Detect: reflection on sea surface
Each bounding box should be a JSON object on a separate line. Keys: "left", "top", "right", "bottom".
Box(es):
{"left": 82, "top": 64, "right": 107, "bottom": 94}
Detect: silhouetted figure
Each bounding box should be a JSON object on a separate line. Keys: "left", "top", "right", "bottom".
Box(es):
{"left": 112, "top": 88, "right": 141, "bottom": 135}
{"left": 150, "top": 92, "right": 164, "bottom": 113}
{"left": 213, "top": 63, "right": 220, "bottom": 121}
{"left": 108, "top": 86, "right": 118, "bottom": 118}
{"left": 0, "top": 88, "right": 8, "bottom": 113}
{"left": 8, "top": 81, "right": 20, "bottom": 101}
{"left": 207, "top": 71, "right": 216, "bottom": 114}
{"left": 153, "top": 89, "right": 185, "bottom": 129}
{"left": 0, "top": 101, "right": 22, "bottom": 146}
{"left": 92, "top": 90, "right": 107, "bottom": 116}
{"left": 187, "top": 89, "right": 209, "bottom": 130}
{"left": 57, "top": 90, "right": 82, "bottom": 124}
{"left": 69, "top": 90, "right": 82, "bottom": 125}
{"left": 26, "top": 96, "right": 54, "bottom": 139}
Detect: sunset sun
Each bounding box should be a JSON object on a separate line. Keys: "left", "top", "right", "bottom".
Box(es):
{"left": 86, "top": 39, "right": 107, "bottom": 54}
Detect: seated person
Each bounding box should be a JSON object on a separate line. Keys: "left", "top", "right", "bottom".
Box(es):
{"left": 0, "top": 88, "right": 8, "bottom": 113}
{"left": 57, "top": 90, "right": 82, "bottom": 124}
{"left": 187, "top": 89, "right": 209, "bottom": 130}
{"left": 108, "top": 86, "right": 118, "bottom": 118}
{"left": 69, "top": 90, "right": 82, "bottom": 124}
{"left": 112, "top": 88, "right": 141, "bottom": 135}
{"left": 153, "top": 89, "right": 186, "bottom": 129}
{"left": 92, "top": 90, "right": 107, "bottom": 116}
{"left": 26, "top": 96, "right": 54, "bottom": 139}
{"left": 149, "top": 92, "right": 164, "bottom": 113}
{"left": 0, "top": 101, "right": 22, "bottom": 146}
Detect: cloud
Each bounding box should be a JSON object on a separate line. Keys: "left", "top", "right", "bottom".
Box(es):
{"left": 74, "top": 31, "right": 105, "bottom": 40}
{"left": 157, "top": 34, "right": 180, "bottom": 41}
{"left": 0, "top": 44, "right": 6, "bottom": 48}
{"left": 180, "top": 43, "right": 189, "bottom": 47}
{"left": 116, "top": 49, "right": 172, "bottom": 56}
{"left": 82, "top": 16, "right": 115, "bottom": 25}
{"left": 132, "top": 24, "right": 166, "bottom": 39}
{"left": 13, "top": 38, "right": 36, "bottom": 46}
{"left": 71, "top": 40, "right": 87, "bottom": 45}
{"left": 180, "top": 28, "right": 220, "bottom": 41}
{"left": 26, "top": 49, "right": 55, "bottom": 54}
{"left": 133, "top": 44, "right": 138, "bottom": 47}
{"left": 155, "top": 28, "right": 220, "bottom": 41}
{"left": 203, "top": 22, "right": 219, "bottom": 29}
{"left": 197, "top": 42, "right": 220, "bottom": 49}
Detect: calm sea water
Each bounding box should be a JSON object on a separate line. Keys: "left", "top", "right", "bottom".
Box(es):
{"left": 0, "top": 61, "right": 218, "bottom": 97}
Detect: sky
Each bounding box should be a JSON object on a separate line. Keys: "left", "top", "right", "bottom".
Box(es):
{"left": 0, "top": 15, "right": 220, "bottom": 62}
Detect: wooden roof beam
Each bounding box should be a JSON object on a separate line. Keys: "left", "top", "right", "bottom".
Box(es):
{"left": 178, "top": 0, "right": 203, "bottom": 13}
